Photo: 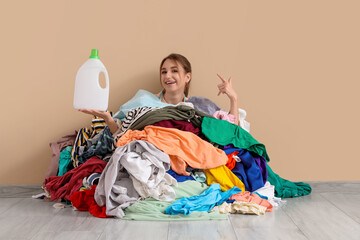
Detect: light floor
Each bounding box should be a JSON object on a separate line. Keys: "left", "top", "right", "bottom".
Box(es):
{"left": 0, "top": 181, "right": 359, "bottom": 240}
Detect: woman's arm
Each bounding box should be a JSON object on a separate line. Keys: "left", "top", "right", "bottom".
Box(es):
{"left": 216, "top": 73, "right": 239, "bottom": 125}
{"left": 78, "top": 109, "right": 119, "bottom": 134}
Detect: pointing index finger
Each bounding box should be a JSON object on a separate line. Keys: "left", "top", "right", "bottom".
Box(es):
{"left": 217, "top": 73, "right": 226, "bottom": 83}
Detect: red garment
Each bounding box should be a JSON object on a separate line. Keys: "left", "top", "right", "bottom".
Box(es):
{"left": 226, "top": 151, "right": 239, "bottom": 170}
{"left": 69, "top": 185, "right": 111, "bottom": 218}
{"left": 45, "top": 157, "right": 106, "bottom": 201}
{"left": 153, "top": 120, "right": 200, "bottom": 135}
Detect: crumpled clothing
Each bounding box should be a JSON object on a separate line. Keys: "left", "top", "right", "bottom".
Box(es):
{"left": 117, "top": 125, "right": 228, "bottom": 176}
{"left": 118, "top": 141, "right": 177, "bottom": 201}
{"left": 71, "top": 113, "right": 111, "bottom": 167}
{"left": 267, "top": 163, "right": 312, "bottom": 198}
{"left": 128, "top": 105, "right": 212, "bottom": 131}
{"left": 116, "top": 106, "right": 158, "bottom": 139}
{"left": 211, "top": 201, "right": 266, "bottom": 215}
{"left": 165, "top": 183, "right": 241, "bottom": 215}
{"left": 113, "top": 89, "right": 193, "bottom": 120}
{"left": 226, "top": 151, "right": 239, "bottom": 170}
{"left": 187, "top": 96, "right": 221, "bottom": 116}
{"left": 213, "top": 110, "right": 236, "bottom": 124}
{"left": 69, "top": 185, "right": 112, "bottom": 218}
{"left": 224, "top": 148, "right": 265, "bottom": 192}
{"left": 45, "top": 157, "right": 107, "bottom": 201}
{"left": 153, "top": 119, "right": 201, "bottom": 136}
{"left": 204, "top": 165, "right": 245, "bottom": 192}
{"left": 58, "top": 146, "right": 73, "bottom": 176}
{"left": 78, "top": 126, "right": 114, "bottom": 164}
{"left": 95, "top": 140, "right": 177, "bottom": 218}
{"left": 229, "top": 191, "right": 273, "bottom": 212}
{"left": 45, "top": 131, "right": 77, "bottom": 183}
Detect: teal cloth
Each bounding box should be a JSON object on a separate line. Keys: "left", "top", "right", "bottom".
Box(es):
{"left": 267, "top": 163, "right": 312, "bottom": 198}
{"left": 123, "top": 180, "right": 227, "bottom": 221}
{"left": 201, "top": 117, "right": 270, "bottom": 161}
{"left": 113, "top": 89, "right": 173, "bottom": 120}
{"left": 58, "top": 146, "right": 73, "bottom": 176}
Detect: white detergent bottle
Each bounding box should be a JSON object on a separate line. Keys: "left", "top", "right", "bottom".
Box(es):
{"left": 73, "top": 49, "right": 109, "bottom": 111}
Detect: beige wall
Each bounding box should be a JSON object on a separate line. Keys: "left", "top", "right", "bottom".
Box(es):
{"left": 1, "top": 1, "right": 359, "bottom": 184}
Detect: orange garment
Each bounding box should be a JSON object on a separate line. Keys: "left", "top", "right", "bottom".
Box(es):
{"left": 116, "top": 125, "right": 227, "bottom": 176}
{"left": 204, "top": 165, "right": 245, "bottom": 192}
{"left": 229, "top": 191, "right": 273, "bottom": 212}
{"left": 226, "top": 151, "right": 239, "bottom": 170}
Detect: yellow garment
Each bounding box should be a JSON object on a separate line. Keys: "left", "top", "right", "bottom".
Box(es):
{"left": 204, "top": 165, "right": 245, "bottom": 192}
{"left": 116, "top": 125, "right": 228, "bottom": 176}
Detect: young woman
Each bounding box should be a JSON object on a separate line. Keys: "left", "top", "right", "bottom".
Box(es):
{"left": 79, "top": 53, "right": 240, "bottom": 133}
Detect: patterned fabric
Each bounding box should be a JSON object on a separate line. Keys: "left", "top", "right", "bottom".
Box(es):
{"left": 71, "top": 112, "right": 111, "bottom": 167}
{"left": 115, "top": 106, "right": 157, "bottom": 142}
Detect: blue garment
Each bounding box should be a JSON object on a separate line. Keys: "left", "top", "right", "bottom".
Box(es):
{"left": 113, "top": 89, "right": 173, "bottom": 120}
{"left": 224, "top": 148, "right": 264, "bottom": 192}
{"left": 165, "top": 183, "right": 241, "bottom": 215}
{"left": 167, "top": 169, "right": 195, "bottom": 182}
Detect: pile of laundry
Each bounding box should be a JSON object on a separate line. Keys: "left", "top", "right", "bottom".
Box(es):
{"left": 38, "top": 90, "right": 312, "bottom": 220}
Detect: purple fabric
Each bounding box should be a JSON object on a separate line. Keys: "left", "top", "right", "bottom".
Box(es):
{"left": 222, "top": 144, "right": 234, "bottom": 150}
{"left": 254, "top": 156, "right": 268, "bottom": 184}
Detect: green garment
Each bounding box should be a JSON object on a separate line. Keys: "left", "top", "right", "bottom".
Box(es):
{"left": 201, "top": 117, "right": 270, "bottom": 161}
{"left": 123, "top": 180, "right": 227, "bottom": 221}
{"left": 130, "top": 105, "right": 213, "bottom": 131}
{"left": 58, "top": 146, "right": 73, "bottom": 176}
{"left": 267, "top": 163, "right": 312, "bottom": 198}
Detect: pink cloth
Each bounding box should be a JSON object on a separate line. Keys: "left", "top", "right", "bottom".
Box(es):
{"left": 44, "top": 131, "right": 77, "bottom": 184}
{"left": 45, "top": 157, "right": 106, "bottom": 201}
{"left": 213, "top": 110, "right": 236, "bottom": 124}
{"left": 229, "top": 191, "right": 273, "bottom": 212}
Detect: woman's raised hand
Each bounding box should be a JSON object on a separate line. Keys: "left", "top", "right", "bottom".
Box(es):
{"left": 216, "top": 73, "right": 238, "bottom": 100}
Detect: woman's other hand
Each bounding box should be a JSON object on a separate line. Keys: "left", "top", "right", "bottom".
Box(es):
{"left": 216, "top": 73, "right": 239, "bottom": 125}
{"left": 216, "top": 73, "right": 238, "bottom": 100}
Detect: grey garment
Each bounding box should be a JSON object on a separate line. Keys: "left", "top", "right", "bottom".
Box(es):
{"left": 119, "top": 140, "right": 177, "bottom": 201}
{"left": 187, "top": 96, "right": 221, "bottom": 116}
{"left": 94, "top": 153, "right": 140, "bottom": 218}
{"left": 94, "top": 140, "right": 177, "bottom": 218}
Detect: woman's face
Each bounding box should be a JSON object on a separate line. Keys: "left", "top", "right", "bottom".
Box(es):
{"left": 160, "top": 59, "right": 191, "bottom": 94}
